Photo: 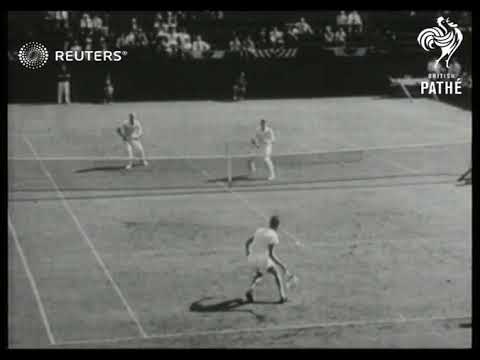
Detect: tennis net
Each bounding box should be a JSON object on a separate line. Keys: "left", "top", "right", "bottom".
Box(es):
{"left": 224, "top": 142, "right": 470, "bottom": 187}
{"left": 8, "top": 142, "right": 470, "bottom": 193}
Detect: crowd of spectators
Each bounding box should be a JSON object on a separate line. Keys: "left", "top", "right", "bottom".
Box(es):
{"left": 224, "top": 12, "right": 365, "bottom": 59}
{"left": 8, "top": 11, "right": 472, "bottom": 62}
{"left": 12, "top": 11, "right": 217, "bottom": 60}
{"left": 8, "top": 11, "right": 366, "bottom": 61}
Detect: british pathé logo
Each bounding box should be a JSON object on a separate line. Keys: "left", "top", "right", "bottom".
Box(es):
{"left": 417, "top": 16, "right": 463, "bottom": 69}
{"left": 417, "top": 17, "right": 464, "bottom": 96}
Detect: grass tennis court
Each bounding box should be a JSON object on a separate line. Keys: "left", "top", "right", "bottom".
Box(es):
{"left": 8, "top": 97, "right": 471, "bottom": 348}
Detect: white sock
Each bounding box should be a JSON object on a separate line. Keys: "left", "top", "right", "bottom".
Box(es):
{"left": 249, "top": 160, "right": 256, "bottom": 173}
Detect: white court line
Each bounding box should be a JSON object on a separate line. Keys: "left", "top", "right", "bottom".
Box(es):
{"left": 56, "top": 313, "right": 470, "bottom": 346}
{"left": 8, "top": 141, "right": 469, "bottom": 161}
{"left": 369, "top": 151, "right": 425, "bottom": 175}
{"left": 8, "top": 214, "right": 56, "bottom": 345}
{"left": 9, "top": 133, "right": 58, "bottom": 137}
{"left": 21, "top": 135, "right": 148, "bottom": 339}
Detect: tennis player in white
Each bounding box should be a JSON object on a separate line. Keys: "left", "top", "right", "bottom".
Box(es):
{"left": 249, "top": 119, "right": 276, "bottom": 181}
{"left": 117, "top": 112, "right": 148, "bottom": 170}
{"left": 245, "top": 216, "right": 289, "bottom": 304}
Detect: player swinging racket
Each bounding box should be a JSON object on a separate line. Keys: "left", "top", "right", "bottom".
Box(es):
{"left": 245, "top": 216, "right": 291, "bottom": 304}
{"left": 248, "top": 119, "right": 276, "bottom": 181}
{"left": 117, "top": 112, "right": 148, "bottom": 170}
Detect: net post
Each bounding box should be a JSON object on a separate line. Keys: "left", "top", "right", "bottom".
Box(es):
{"left": 226, "top": 143, "right": 232, "bottom": 188}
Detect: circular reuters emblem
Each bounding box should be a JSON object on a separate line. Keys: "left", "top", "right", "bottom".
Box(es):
{"left": 18, "top": 42, "right": 49, "bottom": 69}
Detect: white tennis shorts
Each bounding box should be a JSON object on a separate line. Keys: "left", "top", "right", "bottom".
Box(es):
{"left": 126, "top": 139, "right": 144, "bottom": 153}
{"left": 250, "top": 144, "right": 272, "bottom": 160}
{"left": 248, "top": 253, "right": 275, "bottom": 273}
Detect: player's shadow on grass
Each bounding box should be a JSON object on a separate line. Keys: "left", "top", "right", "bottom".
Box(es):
{"left": 74, "top": 163, "right": 148, "bottom": 173}
{"left": 74, "top": 165, "right": 126, "bottom": 173}
{"left": 74, "top": 165, "right": 125, "bottom": 174}
{"left": 189, "top": 297, "right": 278, "bottom": 322}
{"left": 207, "top": 175, "right": 260, "bottom": 183}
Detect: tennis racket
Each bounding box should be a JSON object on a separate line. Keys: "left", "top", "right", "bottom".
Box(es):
{"left": 116, "top": 127, "right": 127, "bottom": 142}
{"left": 285, "top": 272, "right": 299, "bottom": 290}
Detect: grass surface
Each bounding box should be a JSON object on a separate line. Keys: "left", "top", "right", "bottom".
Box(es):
{"left": 8, "top": 97, "right": 471, "bottom": 347}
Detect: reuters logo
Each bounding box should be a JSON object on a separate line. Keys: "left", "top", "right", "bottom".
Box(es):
{"left": 18, "top": 42, "right": 49, "bottom": 69}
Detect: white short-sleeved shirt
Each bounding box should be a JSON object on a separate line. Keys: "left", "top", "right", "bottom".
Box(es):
{"left": 121, "top": 120, "right": 143, "bottom": 141}
{"left": 250, "top": 227, "right": 279, "bottom": 256}
{"left": 248, "top": 227, "right": 279, "bottom": 270}
{"left": 254, "top": 126, "right": 275, "bottom": 147}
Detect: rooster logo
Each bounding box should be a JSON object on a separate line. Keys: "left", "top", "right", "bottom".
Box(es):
{"left": 417, "top": 17, "right": 463, "bottom": 68}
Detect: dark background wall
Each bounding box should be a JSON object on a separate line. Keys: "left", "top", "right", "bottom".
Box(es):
{"left": 8, "top": 49, "right": 471, "bottom": 109}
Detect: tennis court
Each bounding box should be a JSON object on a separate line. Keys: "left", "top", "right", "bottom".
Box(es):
{"left": 8, "top": 97, "right": 471, "bottom": 347}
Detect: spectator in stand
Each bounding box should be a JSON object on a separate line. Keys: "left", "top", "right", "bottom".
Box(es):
{"left": 63, "top": 30, "right": 74, "bottom": 50}
{"left": 448, "top": 58, "right": 462, "bottom": 78}
{"left": 461, "top": 71, "right": 472, "bottom": 89}
{"left": 80, "top": 13, "right": 93, "bottom": 34}
{"left": 323, "top": 25, "right": 335, "bottom": 45}
{"left": 334, "top": 27, "right": 347, "bottom": 46}
{"left": 175, "top": 26, "right": 191, "bottom": 58}
{"left": 176, "top": 11, "right": 187, "bottom": 24}
{"left": 135, "top": 27, "right": 149, "bottom": 47}
{"left": 153, "top": 12, "right": 163, "bottom": 28}
{"left": 57, "top": 64, "right": 71, "bottom": 104}
{"left": 296, "top": 17, "right": 314, "bottom": 36}
{"left": 98, "top": 20, "right": 109, "bottom": 38}
{"left": 269, "top": 27, "right": 284, "bottom": 48}
{"left": 131, "top": 17, "right": 138, "bottom": 32}
{"left": 155, "top": 23, "right": 170, "bottom": 42}
{"left": 427, "top": 57, "right": 445, "bottom": 75}
{"left": 55, "top": 11, "right": 69, "bottom": 30}
{"left": 178, "top": 34, "right": 193, "bottom": 59}
{"left": 152, "top": 36, "right": 165, "bottom": 56}
{"left": 243, "top": 36, "right": 256, "bottom": 59}
{"left": 124, "top": 29, "right": 136, "bottom": 48}
{"left": 192, "top": 35, "right": 211, "bottom": 58}
{"left": 233, "top": 72, "right": 247, "bottom": 101}
{"left": 165, "top": 26, "right": 179, "bottom": 55}
{"left": 92, "top": 13, "right": 103, "bottom": 32}
{"left": 70, "top": 40, "right": 82, "bottom": 53}
{"left": 285, "top": 25, "right": 299, "bottom": 44}
{"left": 45, "top": 11, "right": 56, "bottom": 21}
{"left": 116, "top": 33, "right": 128, "bottom": 49}
{"left": 84, "top": 36, "right": 93, "bottom": 51}
{"left": 99, "top": 36, "right": 108, "bottom": 51}
{"left": 347, "top": 10, "right": 363, "bottom": 33}
{"left": 104, "top": 73, "right": 114, "bottom": 104}
{"left": 336, "top": 11, "right": 348, "bottom": 28}
{"left": 166, "top": 11, "right": 177, "bottom": 27}
{"left": 176, "top": 27, "right": 191, "bottom": 44}
{"left": 62, "top": 40, "right": 70, "bottom": 51}
{"left": 258, "top": 28, "right": 270, "bottom": 48}
{"left": 229, "top": 35, "right": 243, "bottom": 55}
{"left": 159, "top": 37, "right": 172, "bottom": 57}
